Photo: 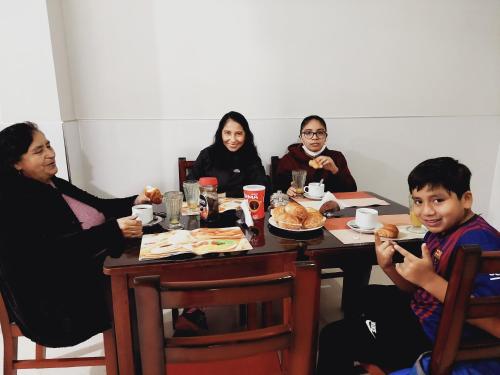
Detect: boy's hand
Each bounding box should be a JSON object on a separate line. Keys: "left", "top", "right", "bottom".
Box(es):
{"left": 374, "top": 232, "right": 396, "bottom": 270}
{"left": 393, "top": 243, "right": 435, "bottom": 288}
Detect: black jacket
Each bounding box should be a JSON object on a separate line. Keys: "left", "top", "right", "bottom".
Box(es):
{"left": 188, "top": 145, "right": 270, "bottom": 200}
{"left": 0, "top": 174, "right": 136, "bottom": 347}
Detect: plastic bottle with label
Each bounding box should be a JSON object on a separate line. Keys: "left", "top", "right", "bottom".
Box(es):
{"left": 198, "top": 177, "right": 219, "bottom": 222}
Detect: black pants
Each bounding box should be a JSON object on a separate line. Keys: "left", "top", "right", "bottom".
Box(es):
{"left": 316, "top": 285, "right": 432, "bottom": 375}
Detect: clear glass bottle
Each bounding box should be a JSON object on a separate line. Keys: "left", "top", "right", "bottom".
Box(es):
{"left": 198, "top": 177, "right": 219, "bottom": 222}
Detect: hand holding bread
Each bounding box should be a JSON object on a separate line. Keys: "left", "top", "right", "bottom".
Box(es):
{"left": 375, "top": 224, "right": 399, "bottom": 239}
{"left": 309, "top": 158, "right": 321, "bottom": 169}
{"left": 144, "top": 185, "right": 163, "bottom": 204}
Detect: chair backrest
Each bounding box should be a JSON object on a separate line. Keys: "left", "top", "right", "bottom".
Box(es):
{"left": 270, "top": 155, "right": 280, "bottom": 192}
{"left": 430, "top": 245, "right": 500, "bottom": 375}
{"left": 178, "top": 157, "right": 196, "bottom": 191}
{"left": 0, "top": 287, "right": 117, "bottom": 374}
{"left": 362, "top": 245, "right": 500, "bottom": 375}
{"left": 133, "top": 261, "right": 319, "bottom": 375}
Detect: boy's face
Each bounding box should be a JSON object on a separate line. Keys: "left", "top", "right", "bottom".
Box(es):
{"left": 411, "top": 185, "right": 473, "bottom": 234}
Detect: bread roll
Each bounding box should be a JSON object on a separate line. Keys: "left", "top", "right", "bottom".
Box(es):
{"left": 375, "top": 224, "right": 399, "bottom": 238}
{"left": 284, "top": 202, "right": 308, "bottom": 221}
{"left": 144, "top": 186, "right": 163, "bottom": 204}
{"left": 303, "top": 211, "right": 325, "bottom": 229}
{"left": 271, "top": 206, "right": 286, "bottom": 217}
{"left": 309, "top": 159, "right": 321, "bottom": 169}
{"left": 275, "top": 212, "right": 302, "bottom": 230}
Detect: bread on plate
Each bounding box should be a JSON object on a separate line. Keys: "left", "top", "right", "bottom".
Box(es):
{"left": 271, "top": 202, "right": 325, "bottom": 230}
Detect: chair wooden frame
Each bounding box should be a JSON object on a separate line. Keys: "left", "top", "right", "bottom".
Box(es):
{"left": 363, "top": 245, "right": 500, "bottom": 375}
{"left": 0, "top": 291, "right": 117, "bottom": 375}
{"left": 178, "top": 157, "right": 195, "bottom": 191}
{"left": 133, "top": 261, "right": 319, "bottom": 375}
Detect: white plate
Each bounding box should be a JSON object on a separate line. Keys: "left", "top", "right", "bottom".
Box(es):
{"left": 268, "top": 217, "right": 325, "bottom": 232}
{"left": 143, "top": 215, "right": 163, "bottom": 227}
{"left": 346, "top": 220, "right": 383, "bottom": 234}
{"left": 304, "top": 192, "right": 325, "bottom": 200}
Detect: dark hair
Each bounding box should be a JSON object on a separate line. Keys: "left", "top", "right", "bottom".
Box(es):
{"left": 408, "top": 157, "right": 471, "bottom": 198}
{"left": 300, "top": 115, "right": 327, "bottom": 134}
{"left": 212, "top": 111, "right": 260, "bottom": 162}
{"left": 0, "top": 122, "right": 39, "bottom": 175}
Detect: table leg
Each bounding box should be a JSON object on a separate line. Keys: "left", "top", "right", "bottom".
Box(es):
{"left": 110, "top": 275, "right": 135, "bottom": 375}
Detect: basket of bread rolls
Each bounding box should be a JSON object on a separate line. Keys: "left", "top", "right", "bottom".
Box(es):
{"left": 270, "top": 202, "right": 326, "bottom": 230}
{"left": 374, "top": 224, "right": 399, "bottom": 239}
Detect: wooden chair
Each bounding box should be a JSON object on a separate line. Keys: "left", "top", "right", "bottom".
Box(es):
{"left": 363, "top": 244, "right": 500, "bottom": 375}
{"left": 133, "top": 261, "right": 319, "bottom": 375}
{"left": 178, "top": 157, "right": 195, "bottom": 191}
{"left": 0, "top": 290, "right": 117, "bottom": 375}
{"left": 270, "top": 155, "right": 280, "bottom": 192}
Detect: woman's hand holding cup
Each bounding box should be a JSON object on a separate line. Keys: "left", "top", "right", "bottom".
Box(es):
{"left": 117, "top": 216, "right": 143, "bottom": 238}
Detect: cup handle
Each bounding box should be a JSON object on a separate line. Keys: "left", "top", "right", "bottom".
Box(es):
{"left": 304, "top": 186, "right": 309, "bottom": 193}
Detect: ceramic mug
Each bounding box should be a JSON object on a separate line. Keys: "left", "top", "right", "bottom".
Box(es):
{"left": 132, "top": 204, "right": 154, "bottom": 224}
{"left": 355, "top": 208, "right": 379, "bottom": 229}
{"left": 304, "top": 182, "right": 325, "bottom": 198}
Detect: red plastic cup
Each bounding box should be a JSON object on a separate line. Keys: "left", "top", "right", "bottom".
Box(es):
{"left": 243, "top": 185, "right": 266, "bottom": 220}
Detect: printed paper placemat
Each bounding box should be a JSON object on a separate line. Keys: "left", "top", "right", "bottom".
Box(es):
{"left": 139, "top": 226, "right": 252, "bottom": 260}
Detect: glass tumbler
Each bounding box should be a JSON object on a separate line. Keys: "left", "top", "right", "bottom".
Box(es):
{"left": 291, "top": 170, "right": 307, "bottom": 194}
{"left": 183, "top": 180, "right": 200, "bottom": 212}
{"left": 166, "top": 191, "right": 184, "bottom": 229}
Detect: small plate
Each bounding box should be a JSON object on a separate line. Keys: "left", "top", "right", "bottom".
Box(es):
{"left": 268, "top": 217, "right": 325, "bottom": 232}
{"left": 143, "top": 215, "right": 163, "bottom": 227}
{"left": 346, "top": 220, "right": 383, "bottom": 234}
{"left": 304, "top": 192, "right": 325, "bottom": 200}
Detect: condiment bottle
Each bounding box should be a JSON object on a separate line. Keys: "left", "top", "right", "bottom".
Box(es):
{"left": 198, "top": 177, "right": 219, "bottom": 222}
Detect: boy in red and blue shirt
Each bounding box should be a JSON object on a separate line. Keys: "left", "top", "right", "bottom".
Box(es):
{"left": 316, "top": 157, "right": 500, "bottom": 374}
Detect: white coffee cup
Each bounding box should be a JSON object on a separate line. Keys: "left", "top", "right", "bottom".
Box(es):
{"left": 304, "top": 182, "right": 325, "bottom": 197}
{"left": 355, "top": 208, "right": 379, "bottom": 229}
{"left": 132, "top": 204, "right": 153, "bottom": 224}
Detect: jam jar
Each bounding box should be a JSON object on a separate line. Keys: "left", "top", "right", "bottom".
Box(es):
{"left": 198, "top": 177, "right": 219, "bottom": 222}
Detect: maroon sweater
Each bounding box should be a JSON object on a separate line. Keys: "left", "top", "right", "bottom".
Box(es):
{"left": 275, "top": 144, "right": 357, "bottom": 193}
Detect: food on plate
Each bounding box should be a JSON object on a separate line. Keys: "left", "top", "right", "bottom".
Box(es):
{"left": 319, "top": 200, "right": 340, "bottom": 215}
{"left": 271, "top": 202, "right": 324, "bottom": 230}
{"left": 284, "top": 202, "right": 308, "bottom": 221}
{"left": 375, "top": 224, "right": 399, "bottom": 238}
{"left": 303, "top": 211, "right": 325, "bottom": 229}
{"left": 274, "top": 212, "right": 302, "bottom": 230}
{"left": 144, "top": 185, "right": 163, "bottom": 204}
{"left": 308, "top": 158, "right": 321, "bottom": 169}
{"left": 191, "top": 227, "right": 243, "bottom": 240}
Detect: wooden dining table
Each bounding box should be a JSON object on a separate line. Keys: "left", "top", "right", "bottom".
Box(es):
{"left": 103, "top": 191, "right": 423, "bottom": 374}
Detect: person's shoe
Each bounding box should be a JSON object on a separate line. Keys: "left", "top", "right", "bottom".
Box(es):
{"left": 173, "top": 308, "right": 208, "bottom": 337}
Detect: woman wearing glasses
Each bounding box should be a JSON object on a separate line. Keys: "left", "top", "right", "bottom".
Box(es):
{"left": 275, "top": 115, "right": 357, "bottom": 196}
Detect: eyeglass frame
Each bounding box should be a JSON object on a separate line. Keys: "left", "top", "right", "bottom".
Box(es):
{"left": 300, "top": 130, "right": 328, "bottom": 139}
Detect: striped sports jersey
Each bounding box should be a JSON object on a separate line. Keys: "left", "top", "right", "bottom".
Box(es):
{"left": 410, "top": 214, "right": 500, "bottom": 341}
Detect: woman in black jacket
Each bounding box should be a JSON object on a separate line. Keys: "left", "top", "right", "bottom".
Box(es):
{"left": 0, "top": 122, "right": 148, "bottom": 347}
{"left": 187, "top": 111, "right": 269, "bottom": 199}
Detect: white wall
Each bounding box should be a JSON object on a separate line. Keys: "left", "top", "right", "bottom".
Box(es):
{"left": 46, "top": 0, "right": 499, "bottom": 217}
{"left": 0, "top": 0, "right": 68, "bottom": 179}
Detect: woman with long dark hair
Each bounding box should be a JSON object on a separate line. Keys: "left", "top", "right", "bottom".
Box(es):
{"left": 0, "top": 121, "right": 149, "bottom": 347}
{"left": 188, "top": 111, "right": 269, "bottom": 197}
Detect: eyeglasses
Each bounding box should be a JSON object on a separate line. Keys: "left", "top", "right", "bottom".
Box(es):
{"left": 301, "top": 130, "right": 327, "bottom": 139}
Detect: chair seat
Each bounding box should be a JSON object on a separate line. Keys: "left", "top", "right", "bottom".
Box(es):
{"left": 167, "top": 352, "right": 282, "bottom": 375}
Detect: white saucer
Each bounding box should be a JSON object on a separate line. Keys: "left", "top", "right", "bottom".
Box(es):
{"left": 304, "top": 192, "right": 325, "bottom": 200}
{"left": 268, "top": 217, "right": 325, "bottom": 232}
{"left": 143, "top": 215, "right": 163, "bottom": 227}
{"left": 346, "top": 220, "right": 383, "bottom": 234}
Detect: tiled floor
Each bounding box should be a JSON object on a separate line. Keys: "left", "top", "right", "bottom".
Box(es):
{"left": 0, "top": 266, "right": 392, "bottom": 374}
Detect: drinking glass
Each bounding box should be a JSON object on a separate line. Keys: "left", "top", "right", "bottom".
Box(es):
{"left": 408, "top": 195, "right": 426, "bottom": 234}
{"left": 291, "top": 170, "right": 307, "bottom": 195}
{"left": 166, "top": 191, "right": 184, "bottom": 229}
{"left": 183, "top": 180, "right": 200, "bottom": 212}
